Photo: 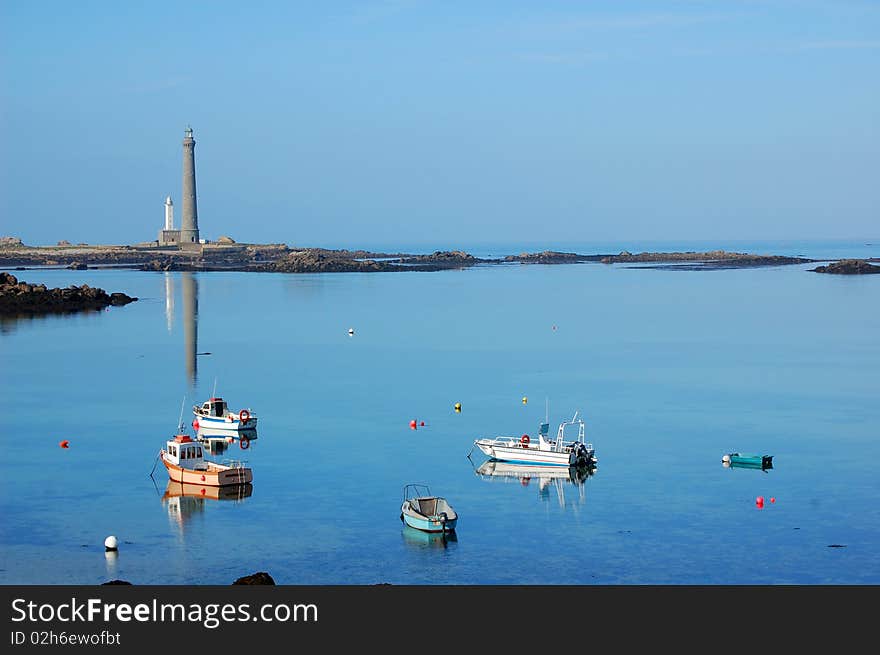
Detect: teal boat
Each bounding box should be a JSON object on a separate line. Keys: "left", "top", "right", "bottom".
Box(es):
{"left": 722, "top": 453, "right": 773, "bottom": 470}
{"left": 400, "top": 484, "right": 458, "bottom": 534}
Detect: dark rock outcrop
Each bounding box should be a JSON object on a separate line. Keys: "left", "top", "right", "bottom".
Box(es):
{"left": 269, "top": 250, "right": 396, "bottom": 273}
{"left": 394, "top": 250, "right": 484, "bottom": 270}
{"left": 102, "top": 580, "right": 133, "bottom": 585}
{"left": 141, "top": 258, "right": 180, "bottom": 272}
{"left": 603, "top": 250, "right": 812, "bottom": 265}
{"left": 0, "top": 272, "right": 138, "bottom": 315}
{"left": 504, "top": 250, "right": 590, "bottom": 264}
{"left": 232, "top": 571, "right": 275, "bottom": 585}
{"left": 811, "top": 259, "right": 880, "bottom": 275}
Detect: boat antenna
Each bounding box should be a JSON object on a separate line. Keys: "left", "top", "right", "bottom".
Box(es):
{"left": 212, "top": 377, "right": 217, "bottom": 399}
{"left": 177, "top": 396, "right": 186, "bottom": 433}
{"left": 545, "top": 397, "right": 550, "bottom": 424}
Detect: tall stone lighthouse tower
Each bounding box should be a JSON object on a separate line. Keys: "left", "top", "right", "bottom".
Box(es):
{"left": 179, "top": 125, "right": 200, "bottom": 246}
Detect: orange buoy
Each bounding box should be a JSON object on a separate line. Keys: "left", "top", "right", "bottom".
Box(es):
{"left": 59, "top": 440, "right": 70, "bottom": 449}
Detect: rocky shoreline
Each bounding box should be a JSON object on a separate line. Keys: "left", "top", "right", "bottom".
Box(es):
{"left": 3, "top": 238, "right": 878, "bottom": 275}
{"left": 0, "top": 271, "right": 138, "bottom": 316}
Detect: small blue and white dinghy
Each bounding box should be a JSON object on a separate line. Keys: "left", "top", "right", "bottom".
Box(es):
{"left": 400, "top": 484, "right": 458, "bottom": 534}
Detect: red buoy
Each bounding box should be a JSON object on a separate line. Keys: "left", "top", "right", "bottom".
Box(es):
{"left": 59, "top": 440, "right": 70, "bottom": 449}
{"left": 770, "top": 497, "right": 776, "bottom": 503}
{"left": 756, "top": 496, "right": 765, "bottom": 508}
{"left": 420, "top": 421, "right": 425, "bottom": 426}
{"left": 409, "top": 420, "right": 417, "bottom": 430}
{"left": 192, "top": 420, "right": 199, "bottom": 430}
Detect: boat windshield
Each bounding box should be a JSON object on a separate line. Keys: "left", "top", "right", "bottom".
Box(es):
{"left": 403, "top": 483, "right": 432, "bottom": 501}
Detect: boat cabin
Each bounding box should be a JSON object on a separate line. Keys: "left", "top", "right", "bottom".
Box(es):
{"left": 165, "top": 435, "right": 207, "bottom": 469}
{"left": 199, "top": 398, "right": 228, "bottom": 417}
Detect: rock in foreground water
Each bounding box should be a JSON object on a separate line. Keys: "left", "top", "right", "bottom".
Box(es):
{"left": 232, "top": 571, "right": 276, "bottom": 585}
{"left": 0, "top": 272, "right": 138, "bottom": 314}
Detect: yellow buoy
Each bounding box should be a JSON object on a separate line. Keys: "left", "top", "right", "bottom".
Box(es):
{"left": 522, "top": 396, "right": 528, "bottom": 405}
{"left": 454, "top": 402, "right": 461, "bottom": 413}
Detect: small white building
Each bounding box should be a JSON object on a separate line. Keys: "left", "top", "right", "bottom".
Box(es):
{"left": 158, "top": 195, "right": 181, "bottom": 246}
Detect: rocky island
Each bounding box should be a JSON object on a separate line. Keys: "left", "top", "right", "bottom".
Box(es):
{"left": 810, "top": 259, "right": 880, "bottom": 274}
{"left": 0, "top": 237, "right": 828, "bottom": 273}
{"left": 0, "top": 271, "right": 138, "bottom": 316}
{"left": 5, "top": 236, "right": 876, "bottom": 276}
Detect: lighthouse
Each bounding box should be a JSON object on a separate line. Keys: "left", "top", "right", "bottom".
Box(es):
{"left": 164, "top": 196, "right": 174, "bottom": 231}
{"left": 178, "top": 125, "right": 200, "bottom": 247}
{"left": 155, "top": 126, "right": 202, "bottom": 248}
{"left": 158, "top": 195, "right": 180, "bottom": 246}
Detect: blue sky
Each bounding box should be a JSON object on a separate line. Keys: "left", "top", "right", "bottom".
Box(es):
{"left": 1, "top": 1, "right": 877, "bottom": 249}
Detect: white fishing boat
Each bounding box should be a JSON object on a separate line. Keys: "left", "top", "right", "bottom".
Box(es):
{"left": 160, "top": 434, "right": 253, "bottom": 487}
{"left": 192, "top": 396, "right": 258, "bottom": 431}
{"left": 471, "top": 411, "right": 597, "bottom": 467}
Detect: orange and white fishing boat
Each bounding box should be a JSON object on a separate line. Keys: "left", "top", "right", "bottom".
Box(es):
{"left": 161, "top": 434, "right": 253, "bottom": 487}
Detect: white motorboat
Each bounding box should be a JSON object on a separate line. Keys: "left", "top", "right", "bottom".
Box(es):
{"left": 192, "top": 396, "right": 257, "bottom": 431}
{"left": 471, "top": 411, "right": 597, "bottom": 467}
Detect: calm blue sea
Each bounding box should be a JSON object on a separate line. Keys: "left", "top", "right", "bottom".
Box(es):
{"left": 1, "top": 240, "right": 878, "bottom": 584}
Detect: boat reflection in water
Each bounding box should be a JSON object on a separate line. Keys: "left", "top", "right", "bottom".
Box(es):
{"left": 162, "top": 479, "right": 253, "bottom": 533}
{"left": 474, "top": 460, "right": 596, "bottom": 508}
{"left": 401, "top": 524, "right": 458, "bottom": 550}
{"left": 196, "top": 427, "right": 258, "bottom": 454}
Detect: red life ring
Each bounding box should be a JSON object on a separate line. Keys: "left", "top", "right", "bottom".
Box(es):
{"left": 520, "top": 434, "right": 530, "bottom": 448}
{"left": 240, "top": 437, "right": 250, "bottom": 450}
{"left": 239, "top": 409, "right": 250, "bottom": 425}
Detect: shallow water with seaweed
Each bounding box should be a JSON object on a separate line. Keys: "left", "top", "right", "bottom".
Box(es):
{"left": 1, "top": 253, "right": 878, "bottom": 584}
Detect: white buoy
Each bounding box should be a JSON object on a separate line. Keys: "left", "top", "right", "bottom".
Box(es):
{"left": 348, "top": 328, "right": 354, "bottom": 336}
{"left": 721, "top": 454, "right": 731, "bottom": 464}
{"left": 104, "top": 535, "right": 118, "bottom": 551}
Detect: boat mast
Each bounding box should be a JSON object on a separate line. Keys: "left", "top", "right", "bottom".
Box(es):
{"left": 177, "top": 396, "right": 186, "bottom": 433}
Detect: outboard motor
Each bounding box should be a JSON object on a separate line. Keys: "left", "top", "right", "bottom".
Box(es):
{"left": 568, "top": 442, "right": 586, "bottom": 466}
